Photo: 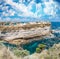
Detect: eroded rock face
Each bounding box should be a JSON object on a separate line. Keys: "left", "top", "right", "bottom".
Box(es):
{"left": 0, "top": 43, "right": 30, "bottom": 59}
{"left": 0, "top": 22, "right": 51, "bottom": 31}
{"left": 0, "top": 43, "right": 23, "bottom": 59}
{"left": 0, "top": 45, "right": 15, "bottom": 59}
{"left": 7, "top": 33, "right": 52, "bottom": 45}
{"left": 0, "top": 22, "right": 51, "bottom": 45}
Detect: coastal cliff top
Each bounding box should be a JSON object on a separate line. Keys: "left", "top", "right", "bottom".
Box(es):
{"left": 0, "top": 22, "right": 51, "bottom": 26}
{"left": 0, "top": 22, "right": 51, "bottom": 31}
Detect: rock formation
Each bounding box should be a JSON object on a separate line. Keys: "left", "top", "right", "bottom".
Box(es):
{"left": 0, "top": 22, "right": 51, "bottom": 45}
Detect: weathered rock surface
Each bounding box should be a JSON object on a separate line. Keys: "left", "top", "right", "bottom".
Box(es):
{"left": 0, "top": 22, "right": 51, "bottom": 45}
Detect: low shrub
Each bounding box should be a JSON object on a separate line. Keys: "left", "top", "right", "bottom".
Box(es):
{"left": 13, "top": 49, "right": 30, "bottom": 57}
{"left": 36, "top": 44, "right": 46, "bottom": 53}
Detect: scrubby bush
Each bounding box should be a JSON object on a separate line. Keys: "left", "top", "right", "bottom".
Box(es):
{"left": 39, "top": 44, "right": 60, "bottom": 59}
{"left": 13, "top": 49, "right": 30, "bottom": 57}
{"left": 36, "top": 48, "right": 41, "bottom": 53}
{"left": 38, "top": 44, "right": 46, "bottom": 50}
{"left": 36, "top": 44, "right": 46, "bottom": 53}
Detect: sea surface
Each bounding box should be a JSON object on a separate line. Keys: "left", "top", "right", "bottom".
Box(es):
{"left": 51, "top": 22, "right": 60, "bottom": 29}
{"left": 3, "top": 22, "right": 60, "bottom": 54}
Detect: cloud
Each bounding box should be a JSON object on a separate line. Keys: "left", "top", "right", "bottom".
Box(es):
{"left": 0, "top": 0, "right": 60, "bottom": 21}
{"left": 0, "top": 1, "right": 16, "bottom": 17}
{"left": 5, "top": 0, "right": 35, "bottom": 17}
{"left": 3, "top": 0, "right": 60, "bottom": 17}
{"left": 8, "top": 9, "right": 15, "bottom": 16}
{"left": 43, "top": 0, "right": 58, "bottom": 16}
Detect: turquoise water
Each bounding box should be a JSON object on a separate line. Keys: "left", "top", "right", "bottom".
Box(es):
{"left": 51, "top": 22, "right": 60, "bottom": 29}
{"left": 23, "top": 38, "right": 60, "bottom": 54}
{"left": 22, "top": 22, "right": 60, "bottom": 54}
{"left": 3, "top": 22, "right": 60, "bottom": 54}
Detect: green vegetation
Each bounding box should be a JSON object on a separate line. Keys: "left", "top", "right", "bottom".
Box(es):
{"left": 0, "top": 41, "right": 60, "bottom": 59}
{"left": 39, "top": 44, "right": 60, "bottom": 59}
{"left": 38, "top": 44, "right": 46, "bottom": 50}
{"left": 13, "top": 48, "right": 30, "bottom": 57}
{"left": 36, "top": 44, "right": 46, "bottom": 53}
{"left": 36, "top": 48, "right": 41, "bottom": 53}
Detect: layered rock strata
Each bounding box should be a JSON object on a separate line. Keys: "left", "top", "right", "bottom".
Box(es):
{"left": 0, "top": 22, "right": 51, "bottom": 45}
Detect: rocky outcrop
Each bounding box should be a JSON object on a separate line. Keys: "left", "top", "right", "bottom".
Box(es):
{"left": 0, "top": 22, "right": 51, "bottom": 31}
{"left": 7, "top": 33, "right": 54, "bottom": 45}
{"left": 0, "top": 22, "right": 51, "bottom": 45}
{"left": 0, "top": 44, "right": 19, "bottom": 59}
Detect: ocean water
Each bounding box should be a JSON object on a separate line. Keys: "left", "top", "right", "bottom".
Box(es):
{"left": 51, "top": 22, "right": 60, "bottom": 29}
{"left": 3, "top": 22, "right": 60, "bottom": 54}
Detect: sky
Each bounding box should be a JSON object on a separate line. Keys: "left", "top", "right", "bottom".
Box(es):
{"left": 0, "top": 0, "right": 60, "bottom": 22}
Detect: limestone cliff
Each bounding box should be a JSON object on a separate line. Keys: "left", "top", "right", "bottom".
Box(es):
{"left": 0, "top": 22, "right": 51, "bottom": 45}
